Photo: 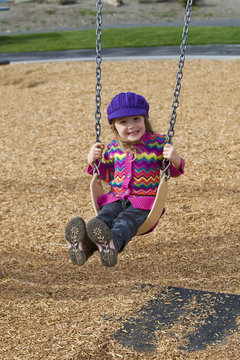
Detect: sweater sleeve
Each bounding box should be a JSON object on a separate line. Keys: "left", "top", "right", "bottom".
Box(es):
{"left": 169, "top": 158, "right": 185, "bottom": 177}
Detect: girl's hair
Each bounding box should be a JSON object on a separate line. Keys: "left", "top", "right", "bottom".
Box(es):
{"left": 111, "top": 116, "right": 154, "bottom": 157}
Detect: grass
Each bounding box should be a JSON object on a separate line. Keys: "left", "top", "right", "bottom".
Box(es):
{"left": 0, "top": 26, "right": 239, "bottom": 53}
{"left": 79, "top": 10, "right": 96, "bottom": 17}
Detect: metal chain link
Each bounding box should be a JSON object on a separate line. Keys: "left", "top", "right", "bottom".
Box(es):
{"left": 162, "top": 0, "right": 193, "bottom": 180}
{"left": 93, "top": 0, "right": 103, "bottom": 176}
{"left": 168, "top": 0, "right": 193, "bottom": 144}
{"left": 95, "top": 0, "right": 103, "bottom": 144}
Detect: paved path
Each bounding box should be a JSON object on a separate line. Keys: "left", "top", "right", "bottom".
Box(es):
{"left": 1, "top": 44, "right": 239, "bottom": 64}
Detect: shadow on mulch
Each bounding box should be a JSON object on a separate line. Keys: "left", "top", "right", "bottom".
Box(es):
{"left": 114, "top": 286, "right": 240, "bottom": 352}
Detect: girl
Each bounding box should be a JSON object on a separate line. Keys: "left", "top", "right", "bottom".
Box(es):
{"left": 65, "top": 92, "right": 184, "bottom": 267}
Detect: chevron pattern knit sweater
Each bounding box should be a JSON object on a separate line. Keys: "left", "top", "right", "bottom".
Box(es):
{"left": 87, "top": 132, "right": 184, "bottom": 210}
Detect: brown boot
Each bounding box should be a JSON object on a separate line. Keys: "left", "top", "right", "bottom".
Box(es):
{"left": 65, "top": 217, "right": 97, "bottom": 265}
{"left": 87, "top": 218, "right": 118, "bottom": 267}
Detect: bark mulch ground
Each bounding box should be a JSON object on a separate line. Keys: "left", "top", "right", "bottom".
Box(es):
{"left": 0, "top": 59, "right": 239, "bottom": 359}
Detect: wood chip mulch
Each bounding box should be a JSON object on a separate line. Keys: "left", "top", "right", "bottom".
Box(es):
{"left": 0, "top": 59, "right": 239, "bottom": 359}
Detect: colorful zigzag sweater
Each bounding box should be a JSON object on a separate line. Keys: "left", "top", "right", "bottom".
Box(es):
{"left": 87, "top": 132, "right": 185, "bottom": 210}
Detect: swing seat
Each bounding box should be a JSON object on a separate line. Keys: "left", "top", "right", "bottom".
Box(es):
{"left": 136, "top": 173, "right": 168, "bottom": 235}
{"left": 90, "top": 173, "right": 104, "bottom": 215}
{"left": 90, "top": 172, "right": 168, "bottom": 236}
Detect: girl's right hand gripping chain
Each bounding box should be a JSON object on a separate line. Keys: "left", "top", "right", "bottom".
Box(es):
{"left": 88, "top": 142, "right": 105, "bottom": 167}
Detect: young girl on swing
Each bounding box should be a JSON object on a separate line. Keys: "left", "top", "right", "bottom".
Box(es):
{"left": 65, "top": 92, "right": 184, "bottom": 267}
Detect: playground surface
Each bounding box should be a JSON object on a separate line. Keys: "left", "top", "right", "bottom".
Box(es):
{"left": 0, "top": 58, "right": 239, "bottom": 359}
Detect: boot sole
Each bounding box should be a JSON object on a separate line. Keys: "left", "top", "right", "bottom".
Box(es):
{"left": 65, "top": 217, "right": 86, "bottom": 265}
{"left": 87, "top": 218, "right": 117, "bottom": 267}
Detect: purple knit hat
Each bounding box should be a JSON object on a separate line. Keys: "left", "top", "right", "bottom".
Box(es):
{"left": 107, "top": 92, "right": 149, "bottom": 124}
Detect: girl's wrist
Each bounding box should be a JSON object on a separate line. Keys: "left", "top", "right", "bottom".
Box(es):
{"left": 172, "top": 156, "right": 181, "bottom": 170}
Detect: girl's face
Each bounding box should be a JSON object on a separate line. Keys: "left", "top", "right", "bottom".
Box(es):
{"left": 113, "top": 115, "right": 146, "bottom": 143}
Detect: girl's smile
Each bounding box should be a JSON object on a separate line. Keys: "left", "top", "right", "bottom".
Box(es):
{"left": 114, "top": 115, "right": 146, "bottom": 143}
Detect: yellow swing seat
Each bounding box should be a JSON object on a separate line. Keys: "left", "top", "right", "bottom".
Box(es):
{"left": 90, "top": 172, "right": 168, "bottom": 236}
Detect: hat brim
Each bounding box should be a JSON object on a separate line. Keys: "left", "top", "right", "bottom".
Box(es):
{"left": 108, "top": 107, "right": 148, "bottom": 123}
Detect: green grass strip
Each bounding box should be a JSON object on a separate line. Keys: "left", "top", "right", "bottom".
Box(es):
{"left": 0, "top": 26, "right": 239, "bottom": 53}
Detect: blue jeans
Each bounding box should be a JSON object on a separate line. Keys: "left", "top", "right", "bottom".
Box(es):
{"left": 96, "top": 199, "right": 150, "bottom": 252}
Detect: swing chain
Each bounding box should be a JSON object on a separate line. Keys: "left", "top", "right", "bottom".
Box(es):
{"left": 95, "top": 0, "right": 103, "bottom": 144}
{"left": 168, "top": 0, "right": 193, "bottom": 144}
{"left": 162, "top": 0, "right": 193, "bottom": 181}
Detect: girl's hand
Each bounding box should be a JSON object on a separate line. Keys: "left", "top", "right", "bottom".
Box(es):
{"left": 88, "top": 142, "right": 105, "bottom": 166}
{"left": 163, "top": 143, "right": 181, "bottom": 170}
